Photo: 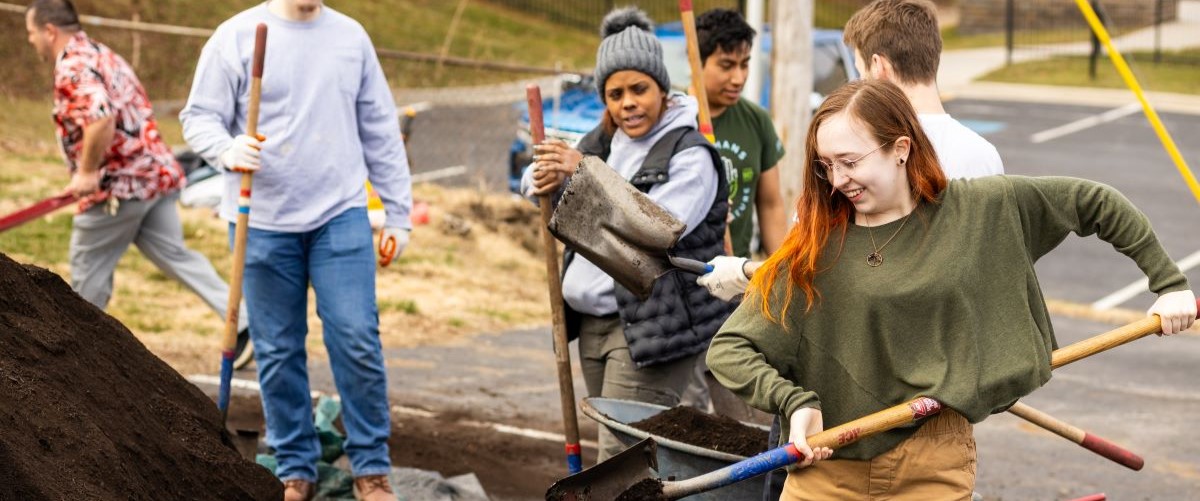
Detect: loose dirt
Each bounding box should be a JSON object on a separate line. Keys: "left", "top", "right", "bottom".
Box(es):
{"left": 0, "top": 253, "right": 281, "bottom": 500}
{"left": 629, "top": 406, "right": 769, "bottom": 458}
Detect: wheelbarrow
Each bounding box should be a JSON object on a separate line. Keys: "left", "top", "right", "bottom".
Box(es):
{"left": 579, "top": 397, "right": 770, "bottom": 501}
{"left": 545, "top": 300, "right": 1200, "bottom": 500}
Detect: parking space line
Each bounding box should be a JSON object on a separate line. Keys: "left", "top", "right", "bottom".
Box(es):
{"left": 1091, "top": 248, "right": 1200, "bottom": 310}
{"left": 1030, "top": 102, "right": 1141, "bottom": 144}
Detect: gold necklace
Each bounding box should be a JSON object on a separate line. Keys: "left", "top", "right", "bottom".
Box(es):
{"left": 863, "top": 210, "right": 914, "bottom": 267}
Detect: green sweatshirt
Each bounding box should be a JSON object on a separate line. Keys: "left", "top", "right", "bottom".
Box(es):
{"left": 707, "top": 176, "right": 1189, "bottom": 460}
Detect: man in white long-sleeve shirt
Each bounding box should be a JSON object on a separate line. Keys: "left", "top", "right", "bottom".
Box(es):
{"left": 180, "top": 1, "right": 409, "bottom": 500}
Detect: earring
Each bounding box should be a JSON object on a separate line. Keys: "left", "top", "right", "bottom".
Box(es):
{"left": 899, "top": 158, "right": 906, "bottom": 165}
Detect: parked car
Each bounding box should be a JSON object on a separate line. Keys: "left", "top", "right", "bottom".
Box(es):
{"left": 508, "top": 24, "right": 859, "bottom": 193}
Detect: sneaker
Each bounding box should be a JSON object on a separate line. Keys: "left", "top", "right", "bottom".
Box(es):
{"left": 282, "top": 479, "right": 315, "bottom": 501}
{"left": 353, "top": 474, "right": 397, "bottom": 501}
{"left": 233, "top": 327, "right": 254, "bottom": 370}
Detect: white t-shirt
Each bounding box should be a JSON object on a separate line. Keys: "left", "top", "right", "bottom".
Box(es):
{"left": 918, "top": 113, "right": 1004, "bottom": 179}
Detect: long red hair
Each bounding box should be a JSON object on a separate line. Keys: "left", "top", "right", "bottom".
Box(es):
{"left": 751, "top": 80, "right": 947, "bottom": 322}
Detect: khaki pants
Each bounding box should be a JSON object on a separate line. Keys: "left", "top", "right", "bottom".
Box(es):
{"left": 783, "top": 411, "right": 976, "bottom": 501}
{"left": 577, "top": 315, "right": 698, "bottom": 462}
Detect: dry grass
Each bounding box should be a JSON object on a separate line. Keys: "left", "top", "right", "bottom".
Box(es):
{"left": 0, "top": 119, "right": 551, "bottom": 375}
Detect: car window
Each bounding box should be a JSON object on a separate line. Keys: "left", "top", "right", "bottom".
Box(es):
{"left": 813, "top": 41, "right": 850, "bottom": 97}
{"left": 659, "top": 37, "right": 692, "bottom": 93}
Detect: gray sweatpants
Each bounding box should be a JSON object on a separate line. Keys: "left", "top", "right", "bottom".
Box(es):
{"left": 69, "top": 191, "right": 247, "bottom": 330}
{"left": 578, "top": 315, "right": 698, "bottom": 462}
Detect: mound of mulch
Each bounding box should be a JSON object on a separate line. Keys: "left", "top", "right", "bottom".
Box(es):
{"left": 629, "top": 406, "right": 769, "bottom": 457}
{"left": 0, "top": 253, "right": 281, "bottom": 500}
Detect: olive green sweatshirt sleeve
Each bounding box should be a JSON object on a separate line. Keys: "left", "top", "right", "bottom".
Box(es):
{"left": 1007, "top": 176, "right": 1189, "bottom": 294}
{"left": 707, "top": 294, "right": 821, "bottom": 421}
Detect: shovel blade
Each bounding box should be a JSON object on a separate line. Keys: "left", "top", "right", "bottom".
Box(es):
{"left": 545, "top": 438, "right": 659, "bottom": 501}
{"left": 549, "top": 157, "right": 685, "bottom": 299}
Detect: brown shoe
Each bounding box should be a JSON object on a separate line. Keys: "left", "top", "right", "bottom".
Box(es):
{"left": 282, "top": 479, "right": 315, "bottom": 501}
{"left": 353, "top": 474, "right": 397, "bottom": 501}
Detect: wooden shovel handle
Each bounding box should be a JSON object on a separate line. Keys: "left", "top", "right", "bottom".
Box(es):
{"left": 1008, "top": 402, "right": 1143, "bottom": 470}
{"left": 219, "top": 23, "right": 267, "bottom": 422}
{"left": 1052, "top": 298, "right": 1200, "bottom": 368}
{"left": 527, "top": 84, "right": 583, "bottom": 474}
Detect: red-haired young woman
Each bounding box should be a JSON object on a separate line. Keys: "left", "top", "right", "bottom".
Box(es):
{"left": 706, "top": 79, "right": 1195, "bottom": 500}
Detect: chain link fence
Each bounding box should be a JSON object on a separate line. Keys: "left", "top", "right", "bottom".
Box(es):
{"left": 959, "top": 0, "right": 1196, "bottom": 66}
{"left": 2, "top": 0, "right": 871, "bottom": 191}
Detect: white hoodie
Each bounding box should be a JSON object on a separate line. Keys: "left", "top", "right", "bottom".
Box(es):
{"left": 544, "top": 94, "right": 718, "bottom": 315}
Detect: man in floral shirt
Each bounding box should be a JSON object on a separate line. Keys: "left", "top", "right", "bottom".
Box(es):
{"left": 24, "top": 0, "right": 252, "bottom": 367}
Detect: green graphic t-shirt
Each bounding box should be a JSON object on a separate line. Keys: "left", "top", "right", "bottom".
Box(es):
{"left": 711, "top": 98, "right": 785, "bottom": 258}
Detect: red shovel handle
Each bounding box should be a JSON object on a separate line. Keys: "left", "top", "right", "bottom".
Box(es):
{"left": 1080, "top": 432, "right": 1144, "bottom": 471}
{"left": 0, "top": 193, "right": 76, "bottom": 233}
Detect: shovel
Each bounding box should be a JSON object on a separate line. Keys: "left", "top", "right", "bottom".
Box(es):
{"left": 546, "top": 299, "right": 1200, "bottom": 500}
{"left": 218, "top": 23, "right": 267, "bottom": 423}
{"left": 0, "top": 193, "right": 76, "bottom": 233}
{"left": 529, "top": 84, "right": 584, "bottom": 474}
{"left": 547, "top": 156, "right": 714, "bottom": 299}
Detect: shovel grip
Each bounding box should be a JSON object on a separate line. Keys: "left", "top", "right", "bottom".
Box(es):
{"left": 1080, "top": 432, "right": 1144, "bottom": 471}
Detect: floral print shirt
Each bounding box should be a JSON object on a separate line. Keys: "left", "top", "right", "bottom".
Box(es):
{"left": 53, "top": 31, "right": 183, "bottom": 211}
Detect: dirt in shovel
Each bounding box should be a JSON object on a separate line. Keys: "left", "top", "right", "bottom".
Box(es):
{"left": 629, "top": 406, "right": 770, "bottom": 457}
{"left": 0, "top": 253, "right": 281, "bottom": 500}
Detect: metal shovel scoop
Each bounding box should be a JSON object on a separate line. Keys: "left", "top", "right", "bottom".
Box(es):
{"left": 548, "top": 156, "right": 690, "bottom": 299}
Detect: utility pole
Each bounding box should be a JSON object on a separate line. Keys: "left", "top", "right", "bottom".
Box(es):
{"left": 770, "top": 0, "right": 814, "bottom": 218}
{"left": 743, "top": 0, "right": 765, "bottom": 104}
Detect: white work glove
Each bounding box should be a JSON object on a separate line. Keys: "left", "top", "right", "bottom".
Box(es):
{"left": 696, "top": 255, "right": 750, "bottom": 302}
{"left": 1148, "top": 289, "right": 1197, "bottom": 335}
{"left": 787, "top": 407, "right": 833, "bottom": 468}
{"left": 219, "top": 133, "right": 265, "bottom": 173}
{"left": 378, "top": 226, "right": 410, "bottom": 267}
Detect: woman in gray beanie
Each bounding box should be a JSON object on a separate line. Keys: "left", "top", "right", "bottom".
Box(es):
{"left": 520, "top": 7, "right": 735, "bottom": 462}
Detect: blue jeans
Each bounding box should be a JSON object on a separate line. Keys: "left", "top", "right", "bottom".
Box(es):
{"left": 234, "top": 207, "right": 391, "bottom": 482}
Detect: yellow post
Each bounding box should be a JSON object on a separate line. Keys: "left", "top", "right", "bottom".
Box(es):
{"left": 1073, "top": 0, "right": 1200, "bottom": 207}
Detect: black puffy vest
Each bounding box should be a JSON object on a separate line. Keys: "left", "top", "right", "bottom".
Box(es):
{"left": 563, "top": 124, "right": 736, "bottom": 368}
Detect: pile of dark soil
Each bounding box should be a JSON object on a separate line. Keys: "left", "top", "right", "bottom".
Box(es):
{"left": 630, "top": 406, "right": 769, "bottom": 457}
{"left": 0, "top": 253, "right": 281, "bottom": 500}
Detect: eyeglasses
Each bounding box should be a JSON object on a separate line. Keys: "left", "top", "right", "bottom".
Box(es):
{"left": 813, "top": 140, "right": 891, "bottom": 181}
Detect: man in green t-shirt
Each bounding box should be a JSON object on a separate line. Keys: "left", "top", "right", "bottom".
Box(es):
{"left": 680, "top": 8, "right": 786, "bottom": 415}
{"left": 698, "top": 8, "right": 787, "bottom": 259}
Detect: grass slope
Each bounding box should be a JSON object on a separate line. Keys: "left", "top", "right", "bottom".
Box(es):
{"left": 0, "top": 0, "right": 598, "bottom": 100}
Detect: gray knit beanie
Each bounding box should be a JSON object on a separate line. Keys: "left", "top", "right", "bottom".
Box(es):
{"left": 594, "top": 7, "right": 670, "bottom": 101}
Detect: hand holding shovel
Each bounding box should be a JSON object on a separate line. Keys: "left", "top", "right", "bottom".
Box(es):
{"left": 529, "top": 139, "right": 581, "bottom": 196}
